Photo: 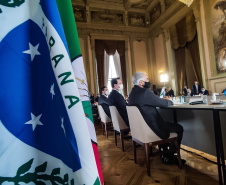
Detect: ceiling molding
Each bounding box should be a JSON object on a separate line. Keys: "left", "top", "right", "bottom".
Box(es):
{"left": 89, "top": 33, "right": 130, "bottom": 40}
{"left": 148, "top": 1, "right": 185, "bottom": 35}
{"left": 161, "top": 4, "right": 192, "bottom": 29}
{"left": 146, "top": 0, "right": 159, "bottom": 12}
{"left": 73, "top": 0, "right": 195, "bottom": 37}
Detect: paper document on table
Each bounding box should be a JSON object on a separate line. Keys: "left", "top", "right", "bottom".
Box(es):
{"left": 189, "top": 98, "right": 203, "bottom": 103}
{"left": 173, "top": 101, "right": 183, "bottom": 105}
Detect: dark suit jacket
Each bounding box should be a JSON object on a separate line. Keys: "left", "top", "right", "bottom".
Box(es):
{"left": 90, "top": 96, "right": 95, "bottom": 104}
{"left": 98, "top": 95, "right": 109, "bottom": 105}
{"left": 192, "top": 84, "right": 201, "bottom": 95}
{"left": 98, "top": 95, "right": 111, "bottom": 118}
{"left": 183, "top": 88, "right": 187, "bottom": 96}
{"left": 128, "top": 85, "right": 173, "bottom": 139}
{"left": 108, "top": 90, "right": 129, "bottom": 127}
{"left": 201, "top": 90, "right": 209, "bottom": 95}
{"left": 165, "top": 89, "right": 174, "bottom": 97}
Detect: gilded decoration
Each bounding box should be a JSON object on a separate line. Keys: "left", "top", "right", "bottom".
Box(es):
{"left": 73, "top": 6, "right": 86, "bottom": 22}
{"left": 165, "top": 0, "right": 176, "bottom": 10}
{"left": 91, "top": 10, "right": 123, "bottom": 24}
{"left": 212, "top": 0, "right": 226, "bottom": 73}
{"left": 98, "top": 0, "right": 124, "bottom": 3}
{"left": 150, "top": 3, "right": 161, "bottom": 24}
{"left": 131, "top": 0, "right": 153, "bottom": 10}
{"left": 128, "top": 14, "right": 145, "bottom": 27}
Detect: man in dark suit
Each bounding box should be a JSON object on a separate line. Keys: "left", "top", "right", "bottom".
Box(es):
{"left": 98, "top": 86, "right": 111, "bottom": 118}
{"left": 183, "top": 86, "right": 188, "bottom": 96}
{"left": 165, "top": 87, "right": 174, "bottom": 97}
{"left": 90, "top": 93, "right": 95, "bottom": 104}
{"left": 192, "top": 81, "right": 201, "bottom": 95}
{"left": 108, "top": 77, "right": 129, "bottom": 127}
{"left": 129, "top": 72, "right": 185, "bottom": 165}
{"left": 201, "top": 87, "right": 209, "bottom": 95}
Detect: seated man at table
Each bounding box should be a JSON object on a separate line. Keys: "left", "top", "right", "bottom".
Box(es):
{"left": 200, "top": 87, "right": 209, "bottom": 95}
{"left": 183, "top": 86, "right": 188, "bottom": 96}
{"left": 108, "top": 77, "right": 129, "bottom": 127}
{"left": 129, "top": 72, "right": 185, "bottom": 165}
{"left": 165, "top": 87, "right": 174, "bottom": 97}
{"left": 98, "top": 86, "right": 111, "bottom": 118}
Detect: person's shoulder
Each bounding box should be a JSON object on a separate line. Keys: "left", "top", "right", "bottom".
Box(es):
{"left": 131, "top": 86, "right": 147, "bottom": 94}
{"left": 108, "top": 90, "right": 117, "bottom": 98}
{"left": 100, "top": 94, "right": 106, "bottom": 98}
{"left": 143, "top": 88, "right": 153, "bottom": 94}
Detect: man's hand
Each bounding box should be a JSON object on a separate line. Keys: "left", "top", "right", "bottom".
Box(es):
{"left": 163, "top": 96, "right": 170, "bottom": 100}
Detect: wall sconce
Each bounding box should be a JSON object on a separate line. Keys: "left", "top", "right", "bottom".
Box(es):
{"left": 160, "top": 73, "right": 168, "bottom": 87}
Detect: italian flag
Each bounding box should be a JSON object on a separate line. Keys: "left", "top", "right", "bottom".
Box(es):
{"left": 56, "top": 1, "right": 103, "bottom": 184}
{"left": 160, "top": 87, "right": 165, "bottom": 98}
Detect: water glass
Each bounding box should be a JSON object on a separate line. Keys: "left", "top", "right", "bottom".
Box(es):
{"left": 203, "top": 95, "right": 208, "bottom": 104}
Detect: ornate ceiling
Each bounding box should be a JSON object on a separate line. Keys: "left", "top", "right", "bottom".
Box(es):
{"left": 72, "top": 0, "right": 190, "bottom": 37}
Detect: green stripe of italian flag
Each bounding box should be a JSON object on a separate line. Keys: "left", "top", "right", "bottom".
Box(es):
{"left": 56, "top": 0, "right": 103, "bottom": 184}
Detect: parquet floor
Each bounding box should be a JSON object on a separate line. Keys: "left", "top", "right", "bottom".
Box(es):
{"left": 95, "top": 123, "right": 219, "bottom": 185}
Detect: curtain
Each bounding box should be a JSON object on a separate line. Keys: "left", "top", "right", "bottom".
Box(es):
{"left": 174, "top": 47, "right": 186, "bottom": 95}
{"left": 104, "top": 51, "right": 110, "bottom": 86}
{"left": 95, "top": 40, "right": 105, "bottom": 93}
{"left": 95, "top": 39, "right": 127, "bottom": 96}
{"left": 170, "top": 13, "right": 203, "bottom": 94}
{"left": 170, "top": 13, "right": 197, "bottom": 50}
{"left": 113, "top": 50, "right": 122, "bottom": 78}
{"left": 185, "top": 48, "right": 197, "bottom": 89}
{"left": 186, "top": 34, "right": 203, "bottom": 87}
{"left": 116, "top": 41, "right": 127, "bottom": 96}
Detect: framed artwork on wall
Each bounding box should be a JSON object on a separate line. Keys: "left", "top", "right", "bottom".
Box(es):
{"left": 211, "top": 0, "right": 226, "bottom": 73}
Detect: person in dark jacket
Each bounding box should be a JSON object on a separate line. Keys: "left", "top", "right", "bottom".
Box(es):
{"left": 98, "top": 86, "right": 111, "bottom": 118}
{"left": 192, "top": 81, "right": 201, "bottom": 95}
{"left": 165, "top": 87, "right": 174, "bottom": 97}
{"left": 108, "top": 77, "right": 129, "bottom": 127}
{"left": 90, "top": 93, "right": 95, "bottom": 104}
{"left": 183, "top": 86, "right": 188, "bottom": 96}
{"left": 200, "top": 87, "right": 209, "bottom": 95}
{"left": 129, "top": 72, "right": 185, "bottom": 165}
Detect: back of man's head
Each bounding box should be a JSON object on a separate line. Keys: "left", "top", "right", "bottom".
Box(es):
{"left": 132, "top": 72, "right": 147, "bottom": 85}
{"left": 111, "top": 77, "right": 120, "bottom": 88}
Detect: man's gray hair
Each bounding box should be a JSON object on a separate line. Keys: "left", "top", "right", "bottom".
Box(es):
{"left": 132, "top": 72, "right": 147, "bottom": 85}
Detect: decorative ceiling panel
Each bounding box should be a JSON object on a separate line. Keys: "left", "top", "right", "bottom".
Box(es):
{"left": 92, "top": 0, "right": 124, "bottom": 4}
{"left": 150, "top": 2, "right": 161, "bottom": 24}
{"left": 91, "top": 10, "right": 124, "bottom": 24}
{"left": 73, "top": 6, "right": 86, "bottom": 22}
{"left": 131, "top": 0, "right": 154, "bottom": 10}
{"left": 128, "top": 13, "right": 146, "bottom": 27}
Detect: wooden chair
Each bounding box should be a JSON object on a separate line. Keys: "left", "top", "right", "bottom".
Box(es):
{"left": 126, "top": 106, "right": 182, "bottom": 176}
{"left": 97, "top": 105, "right": 111, "bottom": 138}
{"left": 109, "top": 106, "right": 130, "bottom": 151}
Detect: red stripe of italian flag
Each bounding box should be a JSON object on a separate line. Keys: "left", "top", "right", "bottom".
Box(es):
{"left": 56, "top": 0, "right": 103, "bottom": 185}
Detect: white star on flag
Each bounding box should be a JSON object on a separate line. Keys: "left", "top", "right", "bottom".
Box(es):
{"left": 50, "top": 83, "right": 55, "bottom": 99}
{"left": 25, "top": 113, "right": 43, "bottom": 131}
{"left": 23, "top": 43, "right": 41, "bottom": 61}
{"left": 61, "top": 117, "right": 66, "bottom": 136}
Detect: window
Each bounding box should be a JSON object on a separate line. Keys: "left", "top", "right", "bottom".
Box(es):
{"left": 107, "top": 55, "right": 117, "bottom": 92}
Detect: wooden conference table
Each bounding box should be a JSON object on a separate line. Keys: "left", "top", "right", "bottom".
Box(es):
{"left": 158, "top": 103, "right": 226, "bottom": 185}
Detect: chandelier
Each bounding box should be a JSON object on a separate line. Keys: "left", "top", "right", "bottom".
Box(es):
{"left": 178, "top": 0, "right": 194, "bottom": 7}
